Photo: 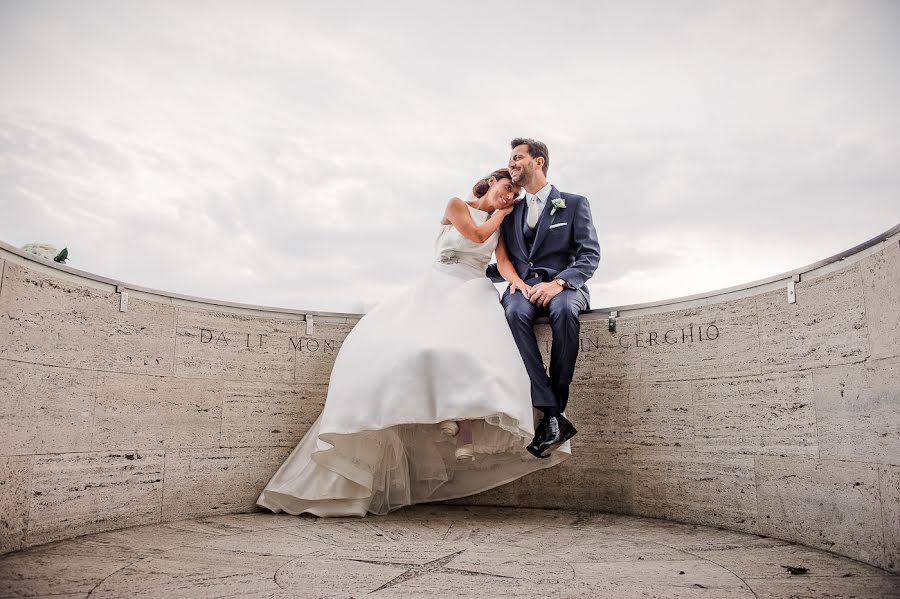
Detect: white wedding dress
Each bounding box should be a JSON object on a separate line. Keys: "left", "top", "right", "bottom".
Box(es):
{"left": 257, "top": 205, "right": 570, "bottom": 517}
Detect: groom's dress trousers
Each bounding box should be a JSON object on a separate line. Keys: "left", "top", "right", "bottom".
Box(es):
{"left": 487, "top": 184, "right": 601, "bottom": 412}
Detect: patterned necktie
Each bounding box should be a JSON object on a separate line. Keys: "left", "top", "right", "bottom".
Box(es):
{"left": 526, "top": 195, "right": 540, "bottom": 229}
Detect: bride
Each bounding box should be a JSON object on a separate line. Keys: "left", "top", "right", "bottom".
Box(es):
{"left": 257, "top": 168, "right": 570, "bottom": 517}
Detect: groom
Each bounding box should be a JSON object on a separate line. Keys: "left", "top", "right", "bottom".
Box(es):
{"left": 486, "top": 138, "right": 601, "bottom": 458}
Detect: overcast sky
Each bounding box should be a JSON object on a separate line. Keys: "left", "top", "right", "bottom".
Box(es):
{"left": 1, "top": 0, "right": 898, "bottom": 313}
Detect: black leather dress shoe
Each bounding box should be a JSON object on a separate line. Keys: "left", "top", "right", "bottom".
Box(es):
{"left": 535, "top": 414, "right": 577, "bottom": 457}
{"left": 525, "top": 416, "right": 550, "bottom": 459}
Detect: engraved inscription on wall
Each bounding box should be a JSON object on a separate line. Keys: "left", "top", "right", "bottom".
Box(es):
{"left": 615, "top": 324, "right": 719, "bottom": 350}
{"left": 540, "top": 323, "right": 721, "bottom": 353}
{"left": 199, "top": 329, "right": 343, "bottom": 354}
{"left": 196, "top": 323, "right": 720, "bottom": 357}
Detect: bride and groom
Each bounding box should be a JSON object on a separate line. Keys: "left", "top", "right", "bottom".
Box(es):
{"left": 258, "top": 138, "right": 601, "bottom": 516}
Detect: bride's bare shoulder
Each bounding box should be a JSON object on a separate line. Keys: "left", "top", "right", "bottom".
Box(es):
{"left": 441, "top": 197, "right": 467, "bottom": 224}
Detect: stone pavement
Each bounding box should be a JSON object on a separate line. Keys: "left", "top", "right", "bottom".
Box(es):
{"left": 1, "top": 506, "right": 897, "bottom": 598}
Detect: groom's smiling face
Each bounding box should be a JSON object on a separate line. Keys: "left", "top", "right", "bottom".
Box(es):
{"left": 508, "top": 144, "right": 541, "bottom": 186}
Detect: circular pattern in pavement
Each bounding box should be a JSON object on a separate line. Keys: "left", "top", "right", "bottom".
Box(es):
{"left": 1, "top": 506, "right": 897, "bottom": 598}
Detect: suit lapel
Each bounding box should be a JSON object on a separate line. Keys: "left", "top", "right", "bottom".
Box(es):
{"left": 529, "top": 186, "right": 559, "bottom": 258}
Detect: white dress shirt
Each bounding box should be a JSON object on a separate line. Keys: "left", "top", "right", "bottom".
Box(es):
{"left": 525, "top": 181, "right": 553, "bottom": 229}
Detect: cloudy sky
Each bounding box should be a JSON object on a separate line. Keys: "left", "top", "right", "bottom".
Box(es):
{"left": 1, "top": 1, "right": 898, "bottom": 313}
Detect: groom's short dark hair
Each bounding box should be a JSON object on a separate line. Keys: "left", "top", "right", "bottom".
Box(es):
{"left": 511, "top": 137, "right": 549, "bottom": 176}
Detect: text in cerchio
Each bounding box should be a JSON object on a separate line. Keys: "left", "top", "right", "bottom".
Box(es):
{"left": 538, "top": 324, "right": 721, "bottom": 353}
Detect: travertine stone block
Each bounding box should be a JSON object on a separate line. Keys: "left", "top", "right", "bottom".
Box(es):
{"left": 183, "top": 527, "right": 326, "bottom": 557}
{"left": 746, "top": 577, "right": 900, "bottom": 599}
{"left": 174, "top": 307, "right": 298, "bottom": 382}
{"left": 0, "top": 258, "right": 5, "bottom": 298}
{"left": 0, "top": 551, "right": 135, "bottom": 597}
{"left": 0, "top": 359, "right": 95, "bottom": 455}
{"left": 860, "top": 242, "right": 900, "bottom": 360}
{"left": 476, "top": 447, "right": 633, "bottom": 513}
{"left": 756, "top": 456, "right": 886, "bottom": 569}
{"left": 293, "top": 320, "right": 355, "bottom": 384}
{"left": 757, "top": 265, "right": 869, "bottom": 373}
{"left": 881, "top": 465, "right": 900, "bottom": 573}
{"left": 813, "top": 358, "right": 900, "bottom": 465}
{"left": 566, "top": 382, "right": 631, "bottom": 448}
{"left": 93, "top": 373, "right": 223, "bottom": 450}
{"left": 161, "top": 447, "right": 292, "bottom": 520}
{"left": 573, "top": 317, "right": 641, "bottom": 383}
{"left": 570, "top": 558, "right": 756, "bottom": 598}
{"left": 537, "top": 318, "right": 641, "bottom": 384}
{"left": 91, "top": 547, "right": 293, "bottom": 598}
{"left": 693, "top": 372, "right": 818, "bottom": 456}
{"left": 632, "top": 450, "right": 757, "bottom": 532}
{"left": 630, "top": 381, "right": 694, "bottom": 449}
{"left": 598, "top": 515, "right": 785, "bottom": 551}
{"left": 638, "top": 297, "right": 761, "bottom": 382}
{"left": 559, "top": 446, "right": 633, "bottom": 513}
{"left": 28, "top": 451, "right": 164, "bottom": 546}
{"left": 164, "top": 511, "right": 299, "bottom": 535}
{"left": 443, "top": 476, "right": 523, "bottom": 507}
{"left": 0, "top": 263, "right": 176, "bottom": 374}
{"left": 0, "top": 456, "right": 31, "bottom": 554}
{"left": 548, "top": 533, "right": 698, "bottom": 563}
{"left": 702, "top": 542, "right": 889, "bottom": 578}
{"left": 220, "top": 381, "right": 326, "bottom": 447}
{"left": 19, "top": 521, "right": 223, "bottom": 560}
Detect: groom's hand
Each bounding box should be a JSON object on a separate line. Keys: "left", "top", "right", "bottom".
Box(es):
{"left": 509, "top": 280, "right": 532, "bottom": 299}
{"left": 528, "top": 282, "right": 563, "bottom": 307}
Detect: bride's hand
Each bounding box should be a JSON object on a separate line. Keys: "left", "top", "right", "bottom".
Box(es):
{"left": 496, "top": 204, "right": 515, "bottom": 218}
{"left": 509, "top": 280, "right": 532, "bottom": 298}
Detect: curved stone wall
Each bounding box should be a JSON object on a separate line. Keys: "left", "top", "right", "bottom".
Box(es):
{"left": 1, "top": 229, "right": 898, "bottom": 574}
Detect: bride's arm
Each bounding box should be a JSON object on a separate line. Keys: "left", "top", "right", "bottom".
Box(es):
{"left": 443, "top": 198, "right": 512, "bottom": 244}
{"left": 495, "top": 233, "right": 532, "bottom": 297}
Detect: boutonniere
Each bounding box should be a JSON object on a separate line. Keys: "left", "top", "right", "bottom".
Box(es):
{"left": 550, "top": 198, "right": 566, "bottom": 216}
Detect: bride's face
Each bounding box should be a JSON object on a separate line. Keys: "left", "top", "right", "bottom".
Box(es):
{"left": 488, "top": 177, "right": 519, "bottom": 209}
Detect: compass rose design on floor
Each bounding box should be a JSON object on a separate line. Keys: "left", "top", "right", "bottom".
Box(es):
{"left": 348, "top": 548, "right": 521, "bottom": 593}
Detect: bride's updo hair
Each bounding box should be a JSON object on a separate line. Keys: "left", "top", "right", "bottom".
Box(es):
{"left": 472, "top": 168, "right": 513, "bottom": 198}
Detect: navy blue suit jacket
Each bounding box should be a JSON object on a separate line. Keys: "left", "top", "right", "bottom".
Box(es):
{"left": 486, "top": 185, "right": 601, "bottom": 307}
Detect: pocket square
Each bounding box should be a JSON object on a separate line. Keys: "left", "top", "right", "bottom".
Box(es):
{"left": 549, "top": 222, "right": 568, "bottom": 229}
